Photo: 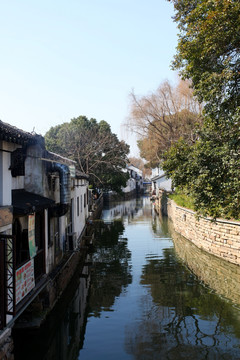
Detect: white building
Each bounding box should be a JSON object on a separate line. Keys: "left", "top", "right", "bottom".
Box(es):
{"left": 151, "top": 167, "right": 172, "bottom": 194}
{"left": 69, "top": 168, "right": 89, "bottom": 250}
{"left": 123, "top": 164, "right": 144, "bottom": 196}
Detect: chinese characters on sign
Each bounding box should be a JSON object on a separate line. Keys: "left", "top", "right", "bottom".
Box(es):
{"left": 15, "top": 260, "right": 35, "bottom": 304}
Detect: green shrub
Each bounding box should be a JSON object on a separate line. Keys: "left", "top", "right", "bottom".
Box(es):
{"left": 169, "top": 192, "right": 195, "bottom": 211}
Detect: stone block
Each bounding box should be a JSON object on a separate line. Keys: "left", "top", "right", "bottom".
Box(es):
{"left": 0, "top": 207, "right": 13, "bottom": 227}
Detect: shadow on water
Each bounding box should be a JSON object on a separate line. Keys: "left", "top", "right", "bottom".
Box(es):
{"left": 87, "top": 219, "right": 132, "bottom": 317}
{"left": 13, "top": 258, "right": 91, "bottom": 360}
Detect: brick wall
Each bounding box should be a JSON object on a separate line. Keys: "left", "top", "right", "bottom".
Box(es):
{"left": 0, "top": 207, "right": 13, "bottom": 227}
{"left": 155, "top": 195, "right": 240, "bottom": 266}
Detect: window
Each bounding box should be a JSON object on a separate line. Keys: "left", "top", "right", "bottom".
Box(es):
{"left": 48, "top": 175, "right": 56, "bottom": 192}
{"left": 11, "top": 148, "right": 25, "bottom": 177}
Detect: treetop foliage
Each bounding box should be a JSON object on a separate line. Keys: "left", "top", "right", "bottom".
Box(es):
{"left": 169, "top": 0, "right": 240, "bottom": 118}
{"left": 45, "top": 116, "right": 130, "bottom": 192}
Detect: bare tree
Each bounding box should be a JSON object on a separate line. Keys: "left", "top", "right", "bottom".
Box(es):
{"left": 125, "top": 79, "right": 203, "bottom": 165}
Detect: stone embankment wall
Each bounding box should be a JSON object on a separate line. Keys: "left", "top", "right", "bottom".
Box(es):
{"left": 155, "top": 193, "right": 240, "bottom": 266}
{"left": 0, "top": 329, "right": 14, "bottom": 360}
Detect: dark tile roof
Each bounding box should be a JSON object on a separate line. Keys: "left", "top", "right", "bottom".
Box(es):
{"left": 12, "top": 190, "right": 55, "bottom": 215}
{"left": 0, "top": 120, "right": 44, "bottom": 146}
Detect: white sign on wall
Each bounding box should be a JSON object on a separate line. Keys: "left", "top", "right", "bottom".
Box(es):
{"left": 15, "top": 259, "right": 35, "bottom": 305}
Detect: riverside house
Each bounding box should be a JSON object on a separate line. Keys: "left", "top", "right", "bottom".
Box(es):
{"left": 0, "top": 120, "right": 89, "bottom": 356}
{"left": 124, "top": 164, "right": 144, "bottom": 196}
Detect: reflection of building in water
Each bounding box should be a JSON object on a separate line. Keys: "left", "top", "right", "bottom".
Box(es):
{"left": 102, "top": 198, "right": 140, "bottom": 222}
{"left": 169, "top": 221, "right": 240, "bottom": 307}
{"left": 13, "top": 257, "right": 91, "bottom": 360}
{"left": 56, "top": 260, "right": 91, "bottom": 360}
{"left": 101, "top": 197, "right": 153, "bottom": 224}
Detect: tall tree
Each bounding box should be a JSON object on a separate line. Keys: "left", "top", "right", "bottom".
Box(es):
{"left": 45, "top": 116, "right": 130, "bottom": 192}
{"left": 162, "top": 0, "right": 240, "bottom": 219}
{"left": 169, "top": 0, "right": 240, "bottom": 119}
{"left": 126, "top": 79, "right": 202, "bottom": 166}
{"left": 162, "top": 117, "right": 240, "bottom": 219}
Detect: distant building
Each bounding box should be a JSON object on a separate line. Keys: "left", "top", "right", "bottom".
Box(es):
{"left": 151, "top": 167, "right": 172, "bottom": 194}
{"left": 124, "top": 164, "right": 144, "bottom": 195}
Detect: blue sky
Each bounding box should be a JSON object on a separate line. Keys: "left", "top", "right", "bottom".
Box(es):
{"left": 0, "top": 0, "right": 178, "bottom": 156}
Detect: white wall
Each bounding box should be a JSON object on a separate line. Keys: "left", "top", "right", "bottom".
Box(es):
{"left": 122, "top": 178, "right": 136, "bottom": 193}
{"left": 71, "top": 178, "right": 89, "bottom": 248}
{"left": 156, "top": 176, "right": 172, "bottom": 192}
{"left": 128, "top": 165, "right": 143, "bottom": 178}
{"left": 0, "top": 141, "right": 17, "bottom": 206}
{"left": 151, "top": 167, "right": 165, "bottom": 178}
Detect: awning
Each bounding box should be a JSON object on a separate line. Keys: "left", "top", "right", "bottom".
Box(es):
{"left": 12, "top": 190, "right": 55, "bottom": 215}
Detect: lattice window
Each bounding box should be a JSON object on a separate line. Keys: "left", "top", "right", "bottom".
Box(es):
{"left": 0, "top": 235, "right": 16, "bottom": 329}
{"left": 5, "top": 235, "right": 16, "bottom": 316}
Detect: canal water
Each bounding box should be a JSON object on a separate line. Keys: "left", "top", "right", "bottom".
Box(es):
{"left": 14, "top": 197, "right": 240, "bottom": 359}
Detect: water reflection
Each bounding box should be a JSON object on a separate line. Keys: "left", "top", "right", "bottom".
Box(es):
{"left": 169, "top": 219, "right": 240, "bottom": 307}
{"left": 88, "top": 219, "right": 132, "bottom": 317}
{"left": 124, "top": 213, "right": 240, "bottom": 359}
{"left": 102, "top": 197, "right": 148, "bottom": 223}
{"left": 13, "top": 198, "right": 240, "bottom": 359}
{"left": 13, "top": 259, "right": 91, "bottom": 360}
{"left": 127, "top": 245, "right": 240, "bottom": 359}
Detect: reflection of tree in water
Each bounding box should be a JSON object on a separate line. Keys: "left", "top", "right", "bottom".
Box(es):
{"left": 125, "top": 247, "right": 240, "bottom": 359}
{"left": 88, "top": 220, "right": 132, "bottom": 317}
